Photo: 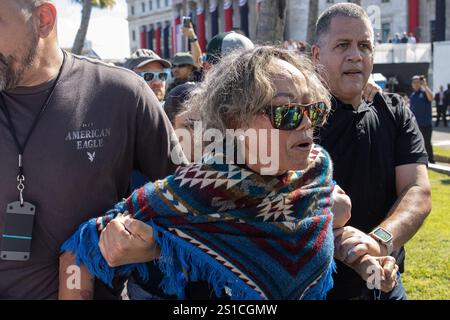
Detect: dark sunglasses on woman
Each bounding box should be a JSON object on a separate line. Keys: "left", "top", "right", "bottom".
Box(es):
{"left": 263, "top": 102, "right": 328, "bottom": 130}
{"left": 137, "top": 71, "right": 169, "bottom": 82}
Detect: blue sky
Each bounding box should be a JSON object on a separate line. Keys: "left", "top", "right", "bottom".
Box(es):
{"left": 56, "top": 0, "right": 130, "bottom": 59}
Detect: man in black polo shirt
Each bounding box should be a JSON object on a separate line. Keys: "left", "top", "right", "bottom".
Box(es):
{"left": 312, "top": 3, "right": 431, "bottom": 300}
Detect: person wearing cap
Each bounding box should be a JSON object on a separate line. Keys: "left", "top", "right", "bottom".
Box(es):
{"left": 204, "top": 31, "right": 254, "bottom": 71}
{"left": 167, "top": 52, "right": 198, "bottom": 94}
{"left": 125, "top": 49, "right": 171, "bottom": 102}
{"left": 123, "top": 49, "right": 173, "bottom": 192}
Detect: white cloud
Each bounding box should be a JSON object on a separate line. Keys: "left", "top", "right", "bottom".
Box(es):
{"left": 56, "top": 0, "right": 130, "bottom": 60}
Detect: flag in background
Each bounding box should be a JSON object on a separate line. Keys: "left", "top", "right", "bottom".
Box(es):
{"left": 196, "top": 0, "right": 207, "bottom": 52}
{"left": 224, "top": 0, "right": 233, "bottom": 32}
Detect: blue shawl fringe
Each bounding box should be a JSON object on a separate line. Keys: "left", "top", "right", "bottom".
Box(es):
{"left": 61, "top": 218, "right": 335, "bottom": 300}
{"left": 60, "top": 219, "right": 149, "bottom": 287}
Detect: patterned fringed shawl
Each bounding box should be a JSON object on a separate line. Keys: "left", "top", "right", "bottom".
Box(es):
{"left": 61, "top": 145, "right": 336, "bottom": 300}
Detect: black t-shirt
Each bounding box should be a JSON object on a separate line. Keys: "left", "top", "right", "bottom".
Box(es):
{"left": 0, "top": 52, "right": 183, "bottom": 299}
{"left": 315, "top": 93, "right": 427, "bottom": 299}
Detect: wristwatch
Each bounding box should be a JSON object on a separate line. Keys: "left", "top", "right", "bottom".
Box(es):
{"left": 189, "top": 37, "right": 198, "bottom": 43}
{"left": 369, "top": 227, "right": 394, "bottom": 255}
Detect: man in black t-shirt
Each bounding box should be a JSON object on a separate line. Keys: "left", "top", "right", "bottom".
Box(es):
{"left": 311, "top": 3, "right": 431, "bottom": 300}
{"left": 0, "top": 0, "right": 185, "bottom": 299}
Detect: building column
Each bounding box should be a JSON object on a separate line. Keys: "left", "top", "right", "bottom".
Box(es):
{"left": 435, "top": 0, "right": 446, "bottom": 41}
{"left": 447, "top": 0, "right": 450, "bottom": 41}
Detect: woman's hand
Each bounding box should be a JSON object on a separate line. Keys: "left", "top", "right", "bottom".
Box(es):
{"left": 98, "top": 213, "right": 160, "bottom": 267}
{"left": 363, "top": 80, "right": 382, "bottom": 103}
{"left": 331, "top": 184, "right": 351, "bottom": 229}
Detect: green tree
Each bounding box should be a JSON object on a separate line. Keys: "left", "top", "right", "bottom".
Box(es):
{"left": 72, "top": 0, "right": 116, "bottom": 55}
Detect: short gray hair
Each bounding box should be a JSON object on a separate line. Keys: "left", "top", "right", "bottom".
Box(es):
{"left": 315, "top": 3, "right": 373, "bottom": 44}
{"left": 185, "top": 46, "right": 331, "bottom": 134}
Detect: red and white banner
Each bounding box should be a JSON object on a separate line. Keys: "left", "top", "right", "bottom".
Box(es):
{"left": 196, "top": 0, "right": 206, "bottom": 52}
{"left": 172, "top": 11, "right": 181, "bottom": 56}
{"left": 224, "top": 0, "right": 233, "bottom": 32}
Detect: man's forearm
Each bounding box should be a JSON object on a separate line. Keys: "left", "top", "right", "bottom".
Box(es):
{"left": 379, "top": 184, "right": 431, "bottom": 251}
{"left": 424, "top": 87, "right": 434, "bottom": 102}
{"left": 190, "top": 39, "right": 203, "bottom": 68}
{"left": 59, "top": 252, "right": 95, "bottom": 300}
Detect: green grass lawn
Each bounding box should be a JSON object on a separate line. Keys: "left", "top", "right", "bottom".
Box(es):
{"left": 434, "top": 146, "right": 450, "bottom": 159}
{"left": 402, "top": 170, "right": 450, "bottom": 300}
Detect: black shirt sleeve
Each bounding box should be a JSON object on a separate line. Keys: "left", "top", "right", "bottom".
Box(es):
{"left": 392, "top": 95, "right": 429, "bottom": 166}
{"left": 133, "top": 80, "right": 188, "bottom": 180}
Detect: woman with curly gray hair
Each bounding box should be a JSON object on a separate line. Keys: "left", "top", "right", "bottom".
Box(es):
{"left": 60, "top": 46, "right": 398, "bottom": 300}
{"left": 180, "top": 46, "right": 331, "bottom": 169}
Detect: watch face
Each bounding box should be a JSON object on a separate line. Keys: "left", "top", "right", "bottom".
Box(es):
{"left": 374, "top": 228, "right": 392, "bottom": 242}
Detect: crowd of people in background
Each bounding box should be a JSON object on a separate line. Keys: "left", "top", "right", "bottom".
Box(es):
{"left": 375, "top": 31, "right": 417, "bottom": 44}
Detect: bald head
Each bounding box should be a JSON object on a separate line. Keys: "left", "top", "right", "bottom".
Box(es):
{"left": 1, "top": 0, "right": 60, "bottom": 90}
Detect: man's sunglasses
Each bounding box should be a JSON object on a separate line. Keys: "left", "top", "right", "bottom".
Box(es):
{"left": 137, "top": 71, "right": 169, "bottom": 82}
{"left": 263, "top": 102, "right": 328, "bottom": 130}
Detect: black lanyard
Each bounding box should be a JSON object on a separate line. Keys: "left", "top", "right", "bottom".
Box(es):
{"left": 0, "top": 52, "right": 65, "bottom": 205}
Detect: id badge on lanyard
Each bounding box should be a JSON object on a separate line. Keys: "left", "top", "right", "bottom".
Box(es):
{"left": 0, "top": 52, "right": 65, "bottom": 261}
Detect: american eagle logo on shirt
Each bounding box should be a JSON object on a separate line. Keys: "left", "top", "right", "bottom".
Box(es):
{"left": 65, "top": 123, "right": 111, "bottom": 151}
{"left": 87, "top": 152, "right": 96, "bottom": 163}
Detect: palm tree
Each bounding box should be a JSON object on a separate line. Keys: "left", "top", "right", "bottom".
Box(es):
{"left": 72, "top": 0, "right": 116, "bottom": 55}
{"left": 306, "top": 0, "right": 319, "bottom": 49}
{"left": 255, "top": 0, "right": 287, "bottom": 44}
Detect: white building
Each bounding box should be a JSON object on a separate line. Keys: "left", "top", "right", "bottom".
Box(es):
{"left": 125, "top": 0, "right": 450, "bottom": 55}
{"left": 126, "top": 0, "right": 174, "bottom": 57}
{"left": 286, "top": 0, "right": 409, "bottom": 43}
